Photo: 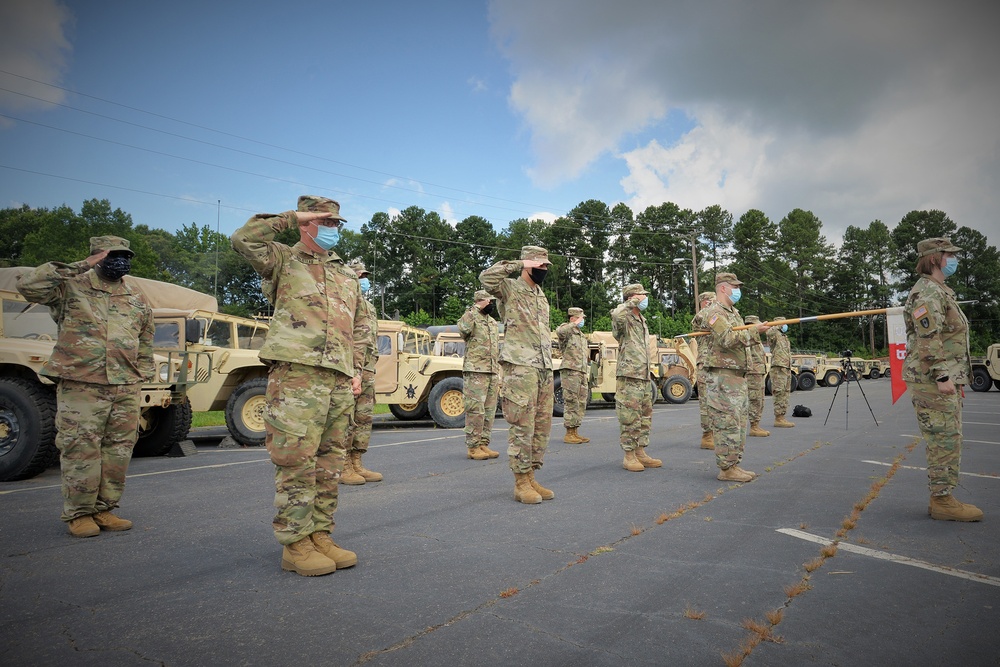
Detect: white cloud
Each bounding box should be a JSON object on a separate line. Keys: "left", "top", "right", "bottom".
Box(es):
{"left": 0, "top": 0, "right": 73, "bottom": 114}
{"left": 527, "top": 211, "right": 558, "bottom": 224}
{"left": 440, "top": 201, "right": 457, "bottom": 226}
{"left": 467, "top": 76, "right": 488, "bottom": 93}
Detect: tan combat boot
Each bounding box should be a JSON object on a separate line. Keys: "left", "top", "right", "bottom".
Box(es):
{"left": 700, "top": 431, "right": 714, "bottom": 450}
{"left": 68, "top": 515, "right": 100, "bottom": 538}
{"left": 773, "top": 414, "right": 795, "bottom": 428}
{"left": 281, "top": 537, "right": 337, "bottom": 576}
{"left": 622, "top": 449, "right": 645, "bottom": 472}
{"left": 514, "top": 472, "right": 542, "bottom": 504}
{"left": 93, "top": 511, "right": 133, "bottom": 531}
{"left": 563, "top": 427, "right": 585, "bottom": 444}
{"left": 717, "top": 466, "right": 753, "bottom": 483}
{"left": 929, "top": 494, "right": 984, "bottom": 522}
{"left": 734, "top": 465, "right": 757, "bottom": 478}
{"left": 351, "top": 451, "right": 383, "bottom": 482}
{"left": 467, "top": 447, "right": 490, "bottom": 460}
{"left": 574, "top": 429, "right": 590, "bottom": 443}
{"left": 311, "top": 532, "right": 358, "bottom": 568}
{"left": 340, "top": 454, "right": 366, "bottom": 485}
{"left": 528, "top": 469, "right": 554, "bottom": 500}
{"left": 636, "top": 446, "right": 662, "bottom": 468}
{"left": 749, "top": 422, "right": 771, "bottom": 437}
{"left": 478, "top": 444, "right": 500, "bottom": 458}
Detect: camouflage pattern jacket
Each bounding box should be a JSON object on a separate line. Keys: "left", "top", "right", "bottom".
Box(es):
{"left": 231, "top": 211, "right": 365, "bottom": 376}
{"left": 747, "top": 331, "right": 767, "bottom": 375}
{"left": 358, "top": 296, "right": 379, "bottom": 372}
{"left": 16, "top": 261, "right": 154, "bottom": 384}
{"left": 765, "top": 327, "right": 791, "bottom": 368}
{"left": 479, "top": 260, "right": 552, "bottom": 369}
{"left": 611, "top": 303, "right": 652, "bottom": 379}
{"left": 692, "top": 307, "right": 711, "bottom": 369}
{"left": 695, "top": 302, "right": 750, "bottom": 370}
{"left": 458, "top": 305, "right": 500, "bottom": 374}
{"left": 555, "top": 322, "right": 588, "bottom": 373}
{"left": 902, "top": 275, "right": 971, "bottom": 384}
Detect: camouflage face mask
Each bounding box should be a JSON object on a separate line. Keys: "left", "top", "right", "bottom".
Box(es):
{"left": 98, "top": 255, "right": 131, "bottom": 281}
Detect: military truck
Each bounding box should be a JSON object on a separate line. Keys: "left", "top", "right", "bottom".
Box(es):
{"left": 812, "top": 355, "right": 847, "bottom": 387}
{"left": 970, "top": 344, "right": 1000, "bottom": 392}
{"left": 657, "top": 336, "right": 698, "bottom": 404}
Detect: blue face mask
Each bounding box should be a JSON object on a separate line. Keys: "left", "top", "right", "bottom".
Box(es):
{"left": 359, "top": 277, "right": 371, "bottom": 294}
{"left": 638, "top": 297, "right": 649, "bottom": 311}
{"left": 313, "top": 225, "right": 340, "bottom": 250}
{"left": 730, "top": 288, "right": 742, "bottom": 304}
{"left": 781, "top": 324, "right": 788, "bottom": 333}
{"left": 942, "top": 256, "right": 958, "bottom": 277}
{"left": 576, "top": 319, "right": 585, "bottom": 329}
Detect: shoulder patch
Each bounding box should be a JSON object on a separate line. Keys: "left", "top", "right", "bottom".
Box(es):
{"left": 912, "top": 305, "right": 928, "bottom": 319}
{"left": 709, "top": 314, "right": 719, "bottom": 326}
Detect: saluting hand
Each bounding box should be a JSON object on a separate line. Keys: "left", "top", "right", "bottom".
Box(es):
{"left": 85, "top": 250, "right": 109, "bottom": 267}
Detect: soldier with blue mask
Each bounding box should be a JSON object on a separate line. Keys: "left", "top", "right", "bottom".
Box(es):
{"left": 692, "top": 291, "right": 717, "bottom": 449}
{"left": 612, "top": 284, "right": 660, "bottom": 471}
{"left": 765, "top": 316, "right": 794, "bottom": 427}
{"left": 232, "top": 195, "right": 366, "bottom": 576}
{"left": 556, "top": 307, "right": 591, "bottom": 444}
{"left": 17, "top": 236, "right": 154, "bottom": 538}
{"left": 903, "top": 237, "right": 981, "bottom": 521}
{"left": 744, "top": 315, "right": 770, "bottom": 437}
{"left": 342, "top": 259, "right": 382, "bottom": 485}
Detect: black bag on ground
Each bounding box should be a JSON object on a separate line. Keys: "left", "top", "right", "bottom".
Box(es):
{"left": 792, "top": 405, "right": 812, "bottom": 418}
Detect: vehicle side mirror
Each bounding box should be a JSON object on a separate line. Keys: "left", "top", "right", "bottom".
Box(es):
{"left": 186, "top": 319, "right": 203, "bottom": 344}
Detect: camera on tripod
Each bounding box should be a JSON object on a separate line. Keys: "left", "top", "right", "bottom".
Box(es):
{"left": 841, "top": 349, "right": 853, "bottom": 358}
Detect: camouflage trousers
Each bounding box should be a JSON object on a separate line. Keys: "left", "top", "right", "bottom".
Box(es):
{"left": 346, "top": 369, "right": 375, "bottom": 453}
{"left": 747, "top": 372, "right": 765, "bottom": 423}
{"left": 501, "top": 362, "right": 553, "bottom": 473}
{"left": 55, "top": 379, "right": 141, "bottom": 522}
{"left": 909, "top": 382, "right": 963, "bottom": 496}
{"left": 616, "top": 376, "right": 652, "bottom": 452}
{"left": 561, "top": 369, "right": 589, "bottom": 429}
{"left": 264, "top": 362, "right": 354, "bottom": 545}
{"left": 697, "top": 371, "right": 709, "bottom": 432}
{"left": 463, "top": 371, "right": 499, "bottom": 450}
{"left": 770, "top": 366, "right": 791, "bottom": 417}
{"left": 704, "top": 368, "right": 749, "bottom": 470}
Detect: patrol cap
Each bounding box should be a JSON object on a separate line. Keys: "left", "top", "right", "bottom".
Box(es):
{"left": 698, "top": 291, "right": 715, "bottom": 303}
{"left": 623, "top": 283, "right": 648, "bottom": 299}
{"left": 348, "top": 259, "right": 369, "bottom": 276}
{"left": 773, "top": 316, "right": 786, "bottom": 321}
{"left": 568, "top": 307, "right": 584, "bottom": 317}
{"left": 474, "top": 289, "right": 494, "bottom": 302}
{"left": 744, "top": 315, "right": 760, "bottom": 324}
{"left": 917, "top": 237, "right": 961, "bottom": 257}
{"left": 715, "top": 272, "right": 743, "bottom": 286}
{"left": 297, "top": 195, "right": 347, "bottom": 222}
{"left": 89, "top": 235, "right": 134, "bottom": 257}
{"left": 520, "top": 245, "right": 552, "bottom": 266}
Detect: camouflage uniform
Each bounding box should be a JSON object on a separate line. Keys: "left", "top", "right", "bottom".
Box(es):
{"left": 696, "top": 275, "right": 753, "bottom": 473}
{"left": 612, "top": 286, "right": 653, "bottom": 455}
{"left": 231, "top": 196, "right": 365, "bottom": 547}
{"left": 692, "top": 291, "right": 716, "bottom": 439}
{"left": 555, "top": 307, "right": 589, "bottom": 431}
{"left": 902, "top": 241, "right": 972, "bottom": 498}
{"left": 346, "top": 262, "right": 379, "bottom": 456}
{"left": 744, "top": 315, "right": 767, "bottom": 426}
{"left": 765, "top": 317, "right": 792, "bottom": 420}
{"left": 16, "top": 236, "right": 154, "bottom": 524}
{"left": 458, "top": 290, "right": 500, "bottom": 454}
{"left": 480, "top": 247, "right": 553, "bottom": 476}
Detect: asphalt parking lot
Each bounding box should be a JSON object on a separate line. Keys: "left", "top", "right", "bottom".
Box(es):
{"left": 1, "top": 378, "right": 997, "bottom": 666}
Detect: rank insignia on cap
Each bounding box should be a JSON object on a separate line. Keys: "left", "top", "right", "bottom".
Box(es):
{"left": 913, "top": 306, "right": 928, "bottom": 319}
{"left": 709, "top": 314, "right": 719, "bottom": 326}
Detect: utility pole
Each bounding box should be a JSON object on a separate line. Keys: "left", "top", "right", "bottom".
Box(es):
{"left": 214, "top": 199, "right": 220, "bottom": 300}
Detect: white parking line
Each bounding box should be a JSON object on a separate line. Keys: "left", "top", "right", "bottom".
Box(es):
{"left": 862, "top": 459, "right": 1000, "bottom": 479}
{"left": 777, "top": 528, "right": 1000, "bottom": 587}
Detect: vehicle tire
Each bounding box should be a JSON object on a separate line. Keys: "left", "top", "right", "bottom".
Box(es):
{"left": 428, "top": 377, "right": 465, "bottom": 428}
{"left": 661, "top": 375, "right": 692, "bottom": 404}
{"left": 883, "top": 368, "right": 891, "bottom": 379}
{"left": 868, "top": 368, "right": 881, "bottom": 380}
{"left": 601, "top": 392, "right": 616, "bottom": 403}
{"left": 134, "top": 398, "right": 193, "bottom": 457}
{"left": 790, "top": 373, "right": 798, "bottom": 392}
{"left": 824, "top": 371, "right": 843, "bottom": 388}
{"left": 225, "top": 376, "right": 268, "bottom": 446}
{"left": 764, "top": 375, "right": 772, "bottom": 396}
{"left": 0, "top": 377, "right": 57, "bottom": 482}
{"left": 389, "top": 402, "right": 429, "bottom": 420}
{"left": 650, "top": 380, "right": 662, "bottom": 404}
{"left": 970, "top": 367, "right": 992, "bottom": 392}
{"left": 797, "top": 371, "right": 816, "bottom": 391}
{"left": 552, "top": 374, "right": 565, "bottom": 417}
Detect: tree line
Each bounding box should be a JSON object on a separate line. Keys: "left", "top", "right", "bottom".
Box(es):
{"left": 2, "top": 198, "right": 998, "bottom": 356}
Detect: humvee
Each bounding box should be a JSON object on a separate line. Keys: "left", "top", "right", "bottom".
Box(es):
{"left": 970, "top": 344, "right": 1000, "bottom": 392}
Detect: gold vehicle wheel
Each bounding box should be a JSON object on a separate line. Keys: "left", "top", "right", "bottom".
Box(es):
{"left": 242, "top": 394, "right": 267, "bottom": 433}
{"left": 440, "top": 389, "right": 464, "bottom": 417}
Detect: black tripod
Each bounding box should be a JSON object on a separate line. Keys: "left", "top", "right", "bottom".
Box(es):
{"left": 823, "top": 351, "right": 879, "bottom": 427}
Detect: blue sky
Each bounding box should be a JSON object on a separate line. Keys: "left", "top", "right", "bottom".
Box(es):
{"left": 2, "top": 0, "right": 998, "bottom": 249}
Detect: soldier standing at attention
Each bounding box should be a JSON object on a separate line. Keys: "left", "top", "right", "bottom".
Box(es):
{"left": 480, "top": 246, "right": 554, "bottom": 504}
{"left": 458, "top": 289, "right": 501, "bottom": 461}
{"left": 17, "top": 236, "right": 154, "bottom": 537}
{"left": 692, "top": 291, "right": 716, "bottom": 449}
{"left": 341, "top": 260, "right": 383, "bottom": 485}
{"left": 766, "top": 316, "right": 795, "bottom": 428}
{"left": 231, "top": 195, "right": 365, "bottom": 577}
{"left": 612, "top": 284, "right": 661, "bottom": 472}
{"left": 556, "top": 307, "right": 591, "bottom": 444}
{"left": 697, "top": 273, "right": 770, "bottom": 483}
{"left": 903, "top": 237, "right": 981, "bottom": 521}
{"left": 744, "top": 315, "right": 770, "bottom": 437}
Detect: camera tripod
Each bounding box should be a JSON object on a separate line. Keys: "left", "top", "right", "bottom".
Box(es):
{"left": 823, "top": 353, "right": 879, "bottom": 427}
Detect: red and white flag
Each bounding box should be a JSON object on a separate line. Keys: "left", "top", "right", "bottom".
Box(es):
{"left": 887, "top": 306, "right": 907, "bottom": 404}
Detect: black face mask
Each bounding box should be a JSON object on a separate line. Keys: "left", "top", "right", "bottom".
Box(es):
{"left": 98, "top": 255, "right": 132, "bottom": 281}
{"left": 530, "top": 268, "right": 548, "bottom": 285}
{"left": 480, "top": 302, "right": 496, "bottom": 316}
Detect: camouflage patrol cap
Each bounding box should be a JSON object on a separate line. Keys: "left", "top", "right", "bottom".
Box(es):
{"left": 474, "top": 289, "right": 494, "bottom": 302}
{"left": 744, "top": 315, "right": 761, "bottom": 324}
{"left": 917, "top": 237, "right": 961, "bottom": 257}
{"left": 568, "top": 307, "right": 584, "bottom": 317}
{"left": 297, "top": 195, "right": 347, "bottom": 222}
{"left": 520, "top": 245, "right": 552, "bottom": 266}
{"left": 715, "top": 272, "right": 743, "bottom": 286}
{"left": 623, "top": 283, "right": 648, "bottom": 299}
{"left": 89, "top": 235, "right": 134, "bottom": 257}
{"left": 773, "top": 316, "right": 786, "bottom": 321}
{"left": 348, "top": 259, "right": 370, "bottom": 276}
{"left": 698, "top": 291, "right": 715, "bottom": 304}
